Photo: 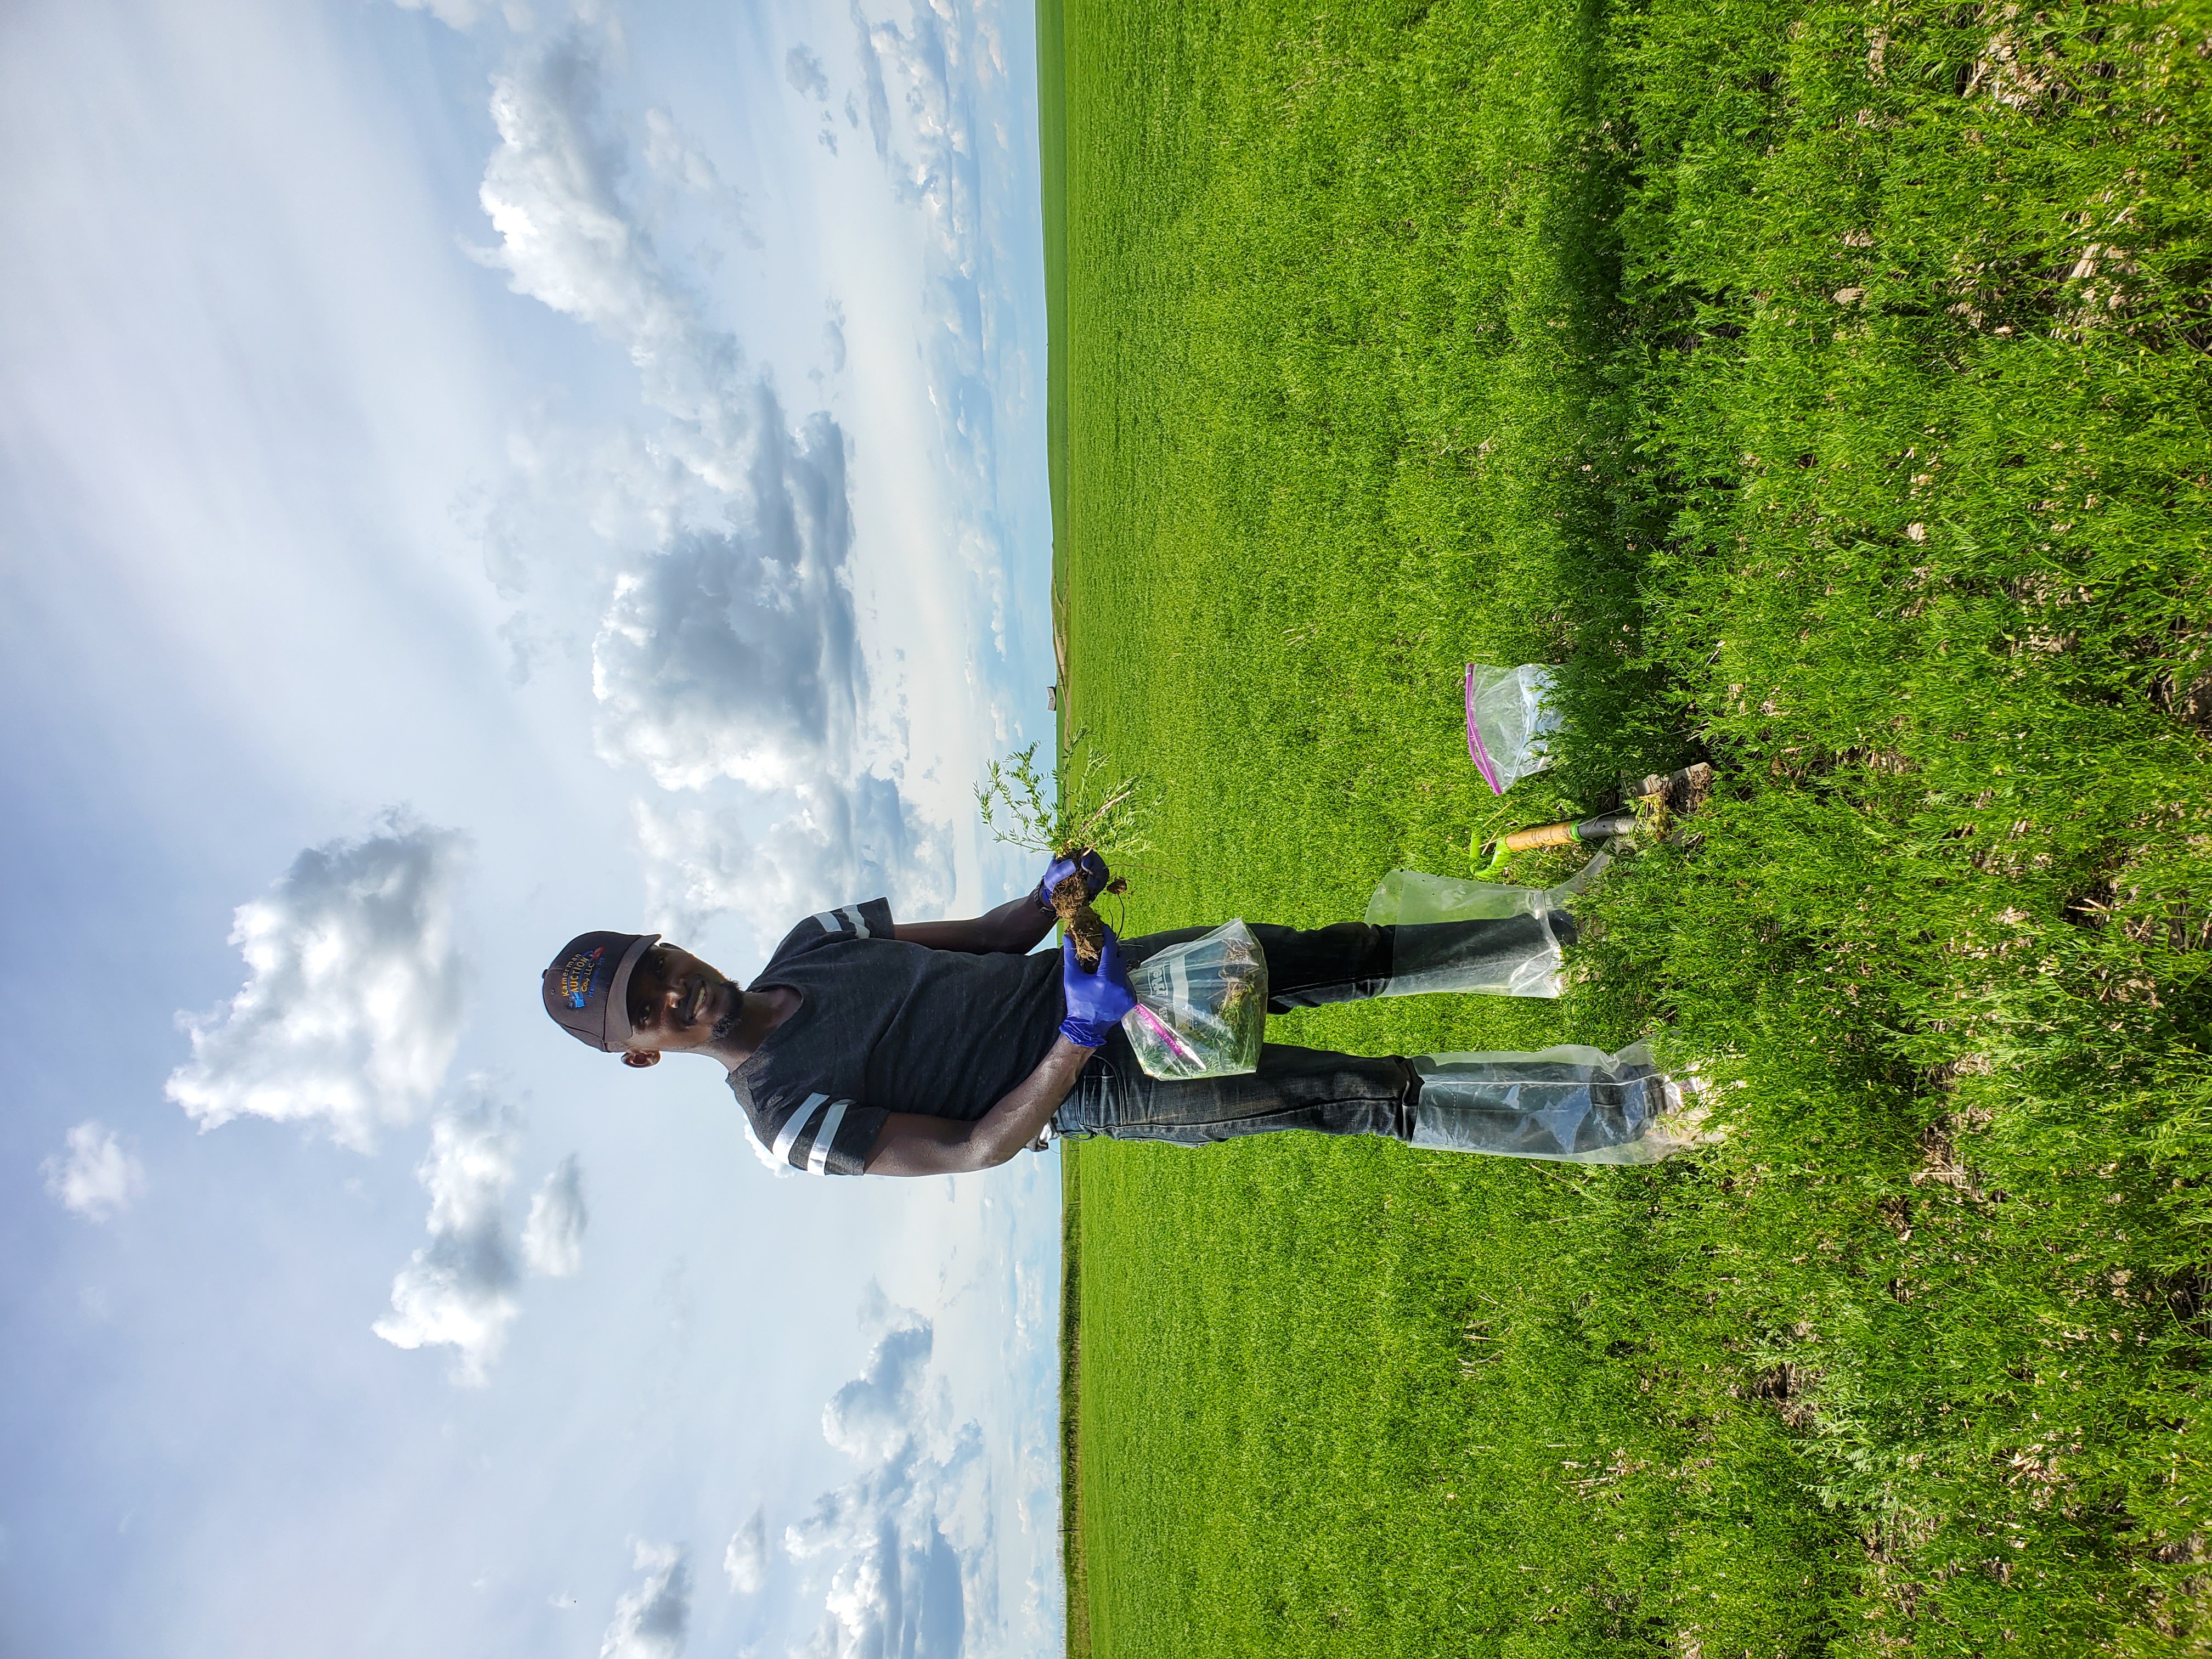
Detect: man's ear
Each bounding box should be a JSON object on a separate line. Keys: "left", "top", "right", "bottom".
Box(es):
{"left": 622, "top": 1049, "right": 661, "bottom": 1069}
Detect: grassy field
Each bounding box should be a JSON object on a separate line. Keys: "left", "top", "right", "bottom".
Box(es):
{"left": 1036, "top": 0, "right": 1070, "bottom": 600}
{"left": 1048, "top": 0, "right": 2212, "bottom": 1653}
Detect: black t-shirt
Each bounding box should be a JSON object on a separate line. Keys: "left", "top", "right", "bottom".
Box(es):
{"left": 726, "top": 898, "right": 1063, "bottom": 1176}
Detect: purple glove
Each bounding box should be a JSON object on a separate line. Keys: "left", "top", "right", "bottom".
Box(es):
{"left": 1036, "top": 850, "right": 1110, "bottom": 912}
{"left": 1059, "top": 926, "right": 1136, "bottom": 1048}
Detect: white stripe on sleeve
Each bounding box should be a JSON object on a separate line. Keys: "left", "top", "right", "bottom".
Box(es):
{"left": 839, "top": 904, "right": 870, "bottom": 938}
{"left": 813, "top": 911, "right": 839, "bottom": 933}
{"left": 772, "top": 1094, "right": 828, "bottom": 1164}
{"left": 806, "top": 1101, "right": 851, "bottom": 1174}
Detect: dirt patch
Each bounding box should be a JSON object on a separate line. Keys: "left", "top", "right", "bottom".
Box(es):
{"left": 1912, "top": 1105, "right": 1996, "bottom": 1201}
{"left": 1748, "top": 1359, "right": 1821, "bottom": 1431}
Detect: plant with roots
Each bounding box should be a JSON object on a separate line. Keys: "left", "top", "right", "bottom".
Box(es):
{"left": 976, "top": 729, "right": 1152, "bottom": 969}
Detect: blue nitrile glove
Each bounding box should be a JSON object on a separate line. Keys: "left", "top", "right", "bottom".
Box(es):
{"left": 1036, "top": 850, "right": 1111, "bottom": 911}
{"left": 1059, "top": 926, "right": 1136, "bottom": 1048}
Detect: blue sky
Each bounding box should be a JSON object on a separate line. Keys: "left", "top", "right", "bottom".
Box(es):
{"left": 0, "top": 1, "right": 1060, "bottom": 1654}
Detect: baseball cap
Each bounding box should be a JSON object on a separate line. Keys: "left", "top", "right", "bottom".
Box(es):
{"left": 543, "top": 931, "right": 660, "bottom": 1053}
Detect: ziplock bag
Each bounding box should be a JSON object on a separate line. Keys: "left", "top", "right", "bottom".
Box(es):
{"left": 1411, "top": 1039, "right": 1713, "bottom": 1164}
{"left": 1465, "top": 663, "right": 1561, "bottom": 793}
{"left": 1362, "top": 854, "right": 1608, "bottom": 998}
{"left": 1119, "top": 920, "right": 1269, "bottom": 1080}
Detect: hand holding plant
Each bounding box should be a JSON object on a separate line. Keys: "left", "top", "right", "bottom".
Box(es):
{"left": 977, "top": 729, "right": 1152, "bottom": 969}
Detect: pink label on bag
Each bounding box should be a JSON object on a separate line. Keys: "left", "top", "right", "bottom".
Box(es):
{"left": 1465, "top": 664, "right": 1504, "bottom": 794}
{"left": 1133, "top": 1002, "right": 1199, "bottom": 1065}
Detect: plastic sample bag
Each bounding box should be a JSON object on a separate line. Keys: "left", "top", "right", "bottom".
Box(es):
{"left": 1465, "top": 663, "right": 1561, "bottom": 794}
{"left": 1410, "top": 1040, "right": 1713, "bottom": 1164}
{"left": 1119, "top": 920, "right": 1269, "bottom": 1080}
{"left": 1362, "top": 855, "right": 1608, "bottom": 999}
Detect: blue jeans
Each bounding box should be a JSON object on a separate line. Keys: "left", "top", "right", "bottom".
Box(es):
{"left": 1051, "top": 916, "right": 1678, "bottom": 1159}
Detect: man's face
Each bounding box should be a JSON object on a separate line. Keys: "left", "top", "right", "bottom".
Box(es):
{"left": 622, "top": 942, "right": 737, "bottom": 1062}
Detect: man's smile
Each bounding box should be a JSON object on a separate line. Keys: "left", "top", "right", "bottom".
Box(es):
{"left": 678, "top": 977, "right": 709, "bottom": 1026}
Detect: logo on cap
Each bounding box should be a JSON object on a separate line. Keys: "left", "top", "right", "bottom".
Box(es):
{"left": 558, "top": 946, "right": 606, "bottom": 1010}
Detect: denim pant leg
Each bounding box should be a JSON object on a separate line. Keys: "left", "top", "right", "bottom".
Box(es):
{"left": 1410, "top": 1045, "right": 1674, "bottom": 1161}
{"left": 1054, "top": 1035, "right": 1681, "bottom": 1160}
{"left": 1055, "top": 1028, "right": 1419, "bottom": 1146}
{"left": 1053, "top": 920, "right": 1614, "bottom": 1150}
{"left": 1115, "top": 917, "right": 1568, "bottom": 1014}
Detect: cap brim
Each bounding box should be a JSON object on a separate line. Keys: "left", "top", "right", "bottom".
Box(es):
{"left": 601, "top": 934, "right": 660, "bottom": 1050}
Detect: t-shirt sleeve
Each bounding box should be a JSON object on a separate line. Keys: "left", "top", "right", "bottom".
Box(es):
{"left": 754, "top": 1087, "right": 890, "bottom": 1177}
{"left": 763, "top": 898, "right": 899, "bottom": 966}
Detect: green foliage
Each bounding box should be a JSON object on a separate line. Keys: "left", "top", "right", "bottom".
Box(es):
{"left": 1053, "top": 0, "right": 2212, "bottom": 1652}
{"left": 977, "top": 728, "right": 1154, "bottom": 862}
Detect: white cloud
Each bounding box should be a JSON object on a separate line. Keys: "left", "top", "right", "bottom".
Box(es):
{"left": 868, "top": 0, "right": 1007, "bottom": 498}
{"left": 371, "top": 1082, "right": 522, "bottom": 1385}
{"left": 477, "top": 41, "right": 754, "bottom": 493}
{"left": 476, "top": 32, "right": 924, "bottom": 799}
{"left": 633, "top": 776, "right": 950, "bottom": 947}
{"left": 473, "top": 40, "right": 967, "bottom": 886}
{"left": 462, "top": 413, "right": 716, "bottom": 634}
{"left": 387, "top": 0, "right": 529, "bottom": 33}
{"left": 785, "top": 1300, "right": 978, "bottom": 1659}
{"left": 601, "top": 1541, "right": 690, "bottom": 1659}
{"left": 722, "top": 1509, "right": 768, "bottom": 1595}
{"left": 165, "top": 816, "right": 469, "bottom": 1154}
{"left": 785, "top": 46, "right": 830, "bottom": 103}
{"left": 849, "top": 2, "right": 893, "bottom": 161}
{"left": 590, "top": 404, "right": 864, "bottom": 793}
{"left": 641, "top": 108, "right": 763, "bottom": 249}
{"left": 837, "top": 0, "right": 1043, "bottom": 736}
{"left": 42, "top": 1121, "right": 147, "bottom": 1222}
{"left": 520, "top": 1155, "right": 587, "bottom": 1278}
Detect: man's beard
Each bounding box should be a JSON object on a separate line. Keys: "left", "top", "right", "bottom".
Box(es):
{"left": 709, "top": 983, "right": 746, "bottom": 1044}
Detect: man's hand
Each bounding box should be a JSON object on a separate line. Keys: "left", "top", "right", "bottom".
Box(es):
{"left": 863, "top": 1037, "right": 1096, "bottom": 1175}
{"left": 1035, "top": 850, "right": 1110, "bottom": 912}
{"left": 860, "top": 921, "right": 1135, "bottom": 1177}
{"left": 1059, "top": 926, "right": 1137, "bottom": 1048}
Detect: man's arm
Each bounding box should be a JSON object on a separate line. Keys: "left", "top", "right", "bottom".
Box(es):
{"left": 891, "top": 851, "right": 1111, "bottom": 955}
{"left": 861, "top": 1037, "right": 1096, "bottom": 1175}
{"left": 890, "top": 894, "right": 1055, "bottom": 956}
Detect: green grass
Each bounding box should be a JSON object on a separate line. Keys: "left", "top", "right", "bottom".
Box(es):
{"left": 1053, "top": 0, "right": 2212, "bottom": 1653}
{"left": 1038, "top": 0, "right": 1071, "bottom": 610}
{"left": 1059, "top": 1151, "right": 1093, "bottom": 1655}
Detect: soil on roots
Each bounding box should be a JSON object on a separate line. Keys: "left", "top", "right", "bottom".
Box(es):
{"left": 1054, "top": 872, "right": 1106, "bottom": 969}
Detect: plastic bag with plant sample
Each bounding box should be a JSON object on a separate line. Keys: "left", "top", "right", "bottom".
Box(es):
{"left": 1362, "top": 853, "right": 1607, "bottom": 999}
{"left": 1118, "top": 920, "right": 1269, "bottom": 1080}
{"left": 1464, "top": 662, "right": 1561, "bottom": 794}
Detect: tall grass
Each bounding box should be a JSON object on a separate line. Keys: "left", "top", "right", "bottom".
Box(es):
{"left": 1054, "top": 0, "right": 2212, "bottom": 1652}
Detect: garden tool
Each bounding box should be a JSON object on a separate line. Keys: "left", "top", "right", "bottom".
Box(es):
{"left": 1470, "top": 763, "right": 1714, "bottom": 878}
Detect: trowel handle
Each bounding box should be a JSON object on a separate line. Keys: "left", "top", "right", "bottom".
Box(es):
{"left": 1500, "top": 813, "right": 1638, "bottom": 854}
{"left": 1499, "top": 821, "right": 1577, "bottom": 853}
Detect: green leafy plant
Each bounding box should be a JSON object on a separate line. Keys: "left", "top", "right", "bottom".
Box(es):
{"left": 977, "top": 727, "right": 1152, "bottom": 966}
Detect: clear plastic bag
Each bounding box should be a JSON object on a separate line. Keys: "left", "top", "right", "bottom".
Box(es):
{"left": 1410, "top": 1039, "right": 1714, "bottom": 1164}
{"left": 1465, "top": 662, "right": 1561, "bottom": 793}
{"left": 1362, "top": 854, "right": 1607, "bottom": 998}
{"left": 1119, "top": 919, "right": 1269, "bottom": 1080}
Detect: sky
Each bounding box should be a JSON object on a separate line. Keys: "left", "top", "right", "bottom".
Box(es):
{"left": 0, "top": 1, "right": 1062, "bottom": 1655}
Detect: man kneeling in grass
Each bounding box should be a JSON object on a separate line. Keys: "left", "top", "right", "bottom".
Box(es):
{"left": 542, "top": 853, "right": 1700, "bottom": 1178}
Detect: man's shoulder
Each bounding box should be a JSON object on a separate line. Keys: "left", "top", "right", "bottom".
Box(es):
{"left": 724, "top": 1053, "right": 808, "bottom": 1124}
{"left": 763, "top": 898, "right": 898, "bottom": 969}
